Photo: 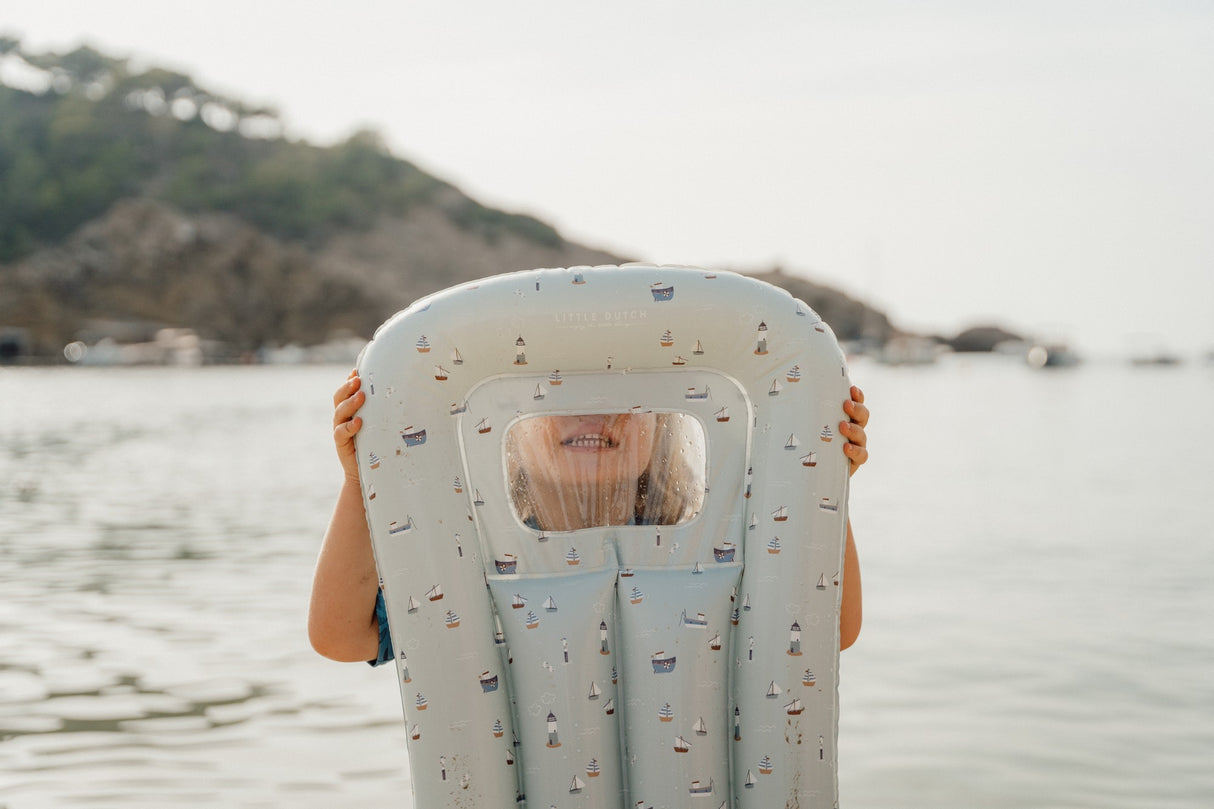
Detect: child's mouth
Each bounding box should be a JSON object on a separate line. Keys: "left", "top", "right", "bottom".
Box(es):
{"left": 562, "top": 434, "right": 616, "bottom": 450}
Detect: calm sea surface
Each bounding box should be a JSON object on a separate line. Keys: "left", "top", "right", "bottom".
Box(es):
{"left": 1, "top": 358, "right": 1211, "bottom": 808}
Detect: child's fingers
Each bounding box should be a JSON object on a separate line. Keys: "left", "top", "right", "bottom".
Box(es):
{"left": 843, "top": 399, "right": 869, "bottom": 429}
{"left": 333, "top": 389, "right": 365, "bottom": 428}
{"left": 845, "top": 441, "right": 868, "bottom": 474}
{"left": 333, "top": 372, "right": 361, "bottom": 407}
{"left": 333, "top": 416, "right": 363, "bottom": 447}
{"left": 839, "top": 420, "right": 866, "bottom": 448}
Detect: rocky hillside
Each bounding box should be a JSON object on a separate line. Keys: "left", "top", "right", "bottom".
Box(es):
{"left": 0, "top": 40, "right": 894, "bottom": 360}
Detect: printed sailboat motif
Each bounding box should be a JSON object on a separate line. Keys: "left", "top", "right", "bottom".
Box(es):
{"left": 444, "top": 610, "right": 460, "bottom": 628}
{"left": 410, "top": 723, "right": 420, "bottom": 740}
{"left": 476, "top": 418, "right": 491, "bottom": 434}
{"left": 820, "top": 425, "right": 834, "bottom": 442}
{"left": 425, "top": 584, "right": 443, "bottom": 602}
{"left": 543, "top": 595, "right": 557, "bottom": 612}
{"left": 772, "top": 505, "right": 789, "bottom": 522}
{"left": 450, "top": 347, "right": 463, "bottom": 365}
{"left": 407, "top": 595, "right": 420, "bottom": 612}
{"left": 785, "top": 433, "right": 800, "bottom": 450}
{"left": 786, "top": 365, "right": 802, "bottom": 382}
{"left": 511, "top": 593, "right": 527, "bottom": 609}
{"left": 801, "top": 451, "right": 818, "bottom": 467}
{"left": 714, "top": 406, "right": 729, "bottom": 422}
{"left": 659, "top": 329, "right": 675, "bottom": 347}
{"left": 415, "top": 335, "right": 431, "bottom": 353}
{"left": 671, "top": 355, "right": 688, "bottom": 366}
{"left": 629, "top": 586, "right": 644, "bottom": 604}
{"left": 415, "top": 692, "right": 428, "bottom": 711}
{"left": 452, "top": 475, "right": 463, "bottom": 493}
{"left": 548, "top": 370, "right": 563, "bottom": 386}
{"left": 525, "top": 610, "right": 540, "bottom": 629}
{"left": 491, "top": 718, "right": 505, "bottom": 737}
{"left": 819, "top": 496, "right": 839, "bottom": 512}
{"left": 603, "top": 696, "right": 615, "bottom": 715}
{"left": 587, "top": 681, "right": 601, "bottom": 700}
{"left": 433, "top": 365, "right": 449, "bottom": 381}
{"left": 766, "top": 680, "right": 783, "bottom": 698}
{"left": 658, "top": 702, "right": 674, "bottom": 722}
{"left": 708, "top": 633, "right": 722, "bottom": 650}
{"left": 745, "top": 769, "right": 757, "bottom": 788}
{"left": 758, "top": 755, "right": 774, "bottom": 775}
{"left": 674, "top": 735, "right": 691, "bottom": 753}
{"left": 767, "top": 536, "right": 782, "bottom": 554}
{"left": 802, "top": 668, "right": 817, "bottom": 686}
{"left": 769, "top": 378, "right": 782, "bottom": 396}
{"left": 450, "top": 400, "right": 467, "bottom": 415}
{"left": 570, "top": 774, "right": 587, "bottom": 793}
{"left": 533, "top": 384, "right": 546, "bottom": 400}
{"left": 586, "top": 758, "right": 601, "bottom": 777}
{"left": 693, "top": 716, "right": 707, "bottom": 735}
{"left": 389, "top": 516, "right": 415, "bottom": 535}
{"left": 473, "top": 489, "right": 485, "bottom": 506}
{"left": 785, "top": 697, "right": 804, "bottom": 715}
{"left": 693, "top": 339, "right": 705, "bottom": 355}
{"left": 565, "top": 547, "right": 581, "bottom": 566}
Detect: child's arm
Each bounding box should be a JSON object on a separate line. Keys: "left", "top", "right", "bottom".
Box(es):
{"left": 838, "top": 385, "right": 868, "bottom": 650}
{"left": 308, "top": 371, "right": 382, "bottom": 662}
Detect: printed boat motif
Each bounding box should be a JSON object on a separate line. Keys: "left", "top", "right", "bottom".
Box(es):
{"left": 492, "top": 718, "right": 504, "bottom": 737}
{"left": 684, "top": 385, "right": 710, "bottom": 400}
{"left": 586, "top": 758, "right": 600, "bottom": 777}
{"left": 415, "top": 693, "right": 428, "bottom": 711}
{"left": 533, "top": 384, "right": 546, "bottom": 400}
{"left": 769, "top": 378, "right": 782, "bottom": 396}
{"left": 587, "top": 681, "right": 601, "bottom": 700}
{"left": 476, "top": 418, "right": 491, "bottom": 434}
{"left": 407, "top": 595, "right": 420, "bottom": 613}
{"left": 570, "top": 774, "right": 586, "bottom": 793}
{"left": 693, "top": 339, "right": 705, "bottom": 355}
{"left": 801, "top": 451, "right": 818, "bottom": 467}
{"left": 659, "top": 330, "right": 675, "bottom": 347}
{"left": 772, "top": 505, "right": 789, "bottom": 522}
{"left": 549, "top": 370, "right": 563, "bottom": 386}
{"left": 479, "top": 671, "right": 499, "bottom": 691}
{"left": 452, "top": 476, "right": 463, "bottom": 493}
{"left": 525, "top": 610, "right": 540, "bottom": 629}
{"left": 426, "top": 584, "right": 443, "bottom": 602}
{"left": 766, "top": 680, "right": 782, "bottom": 698}
{"left": 671, "top": 355, "right": 688, "bottom": 366}
{"left": 652, "top": 652, "right": 676, "bottom": 673}
{"left": 603, "top": 697, "right": 615, "bottom": 715}
{"left": 651, "top": 283, "right": 675, "bottom": 301}
{"left": 714, "top": 406, "right": 729, "bottom": 422}
{"left": 713, "top": 542, "right": 736, "bottom": 562}
{"left": 495, "top": 554, "right": 518, "bottom": 574}
{"left": 444, "top": 610, "right": 460, "bottom": 628}
{"left": 759, "top": 755, "right": 773, "bottom": 775}
{"left": 401, "top": 427, "right": 427, "bottom": 446}
{"left": 681, "top": 610, "right": 708, "bottom": 628}
{"left": 389, "top": 516, "right": 415, "bottom": 535}
{"left": 410, "top": 723, "right": 420, "bottom": 740}
{"left": 565, "top": 547, "right": 581, "bottom": 566}
{"left": 415, "top": 335, "right": 431, "bottom": 353}
{"left": 450, "top": 347, "right": 463, "bottom": 365}
{"left": 511, "top": 593, "right": 526, "bottom": 609}
{"left": 658, "top": 702, "right": 674, "bottom": 722}
{"left": 787, "top": 365, "right": 802, "bottom": 382}
{"left": 433, "top": 365, "right": 449, "bottom": 381}
{"left": 368, "top": 452, "right": 381, "bottom": 470}
{"left": 674, "top": 735, "right": 691, "bottom": 753}
{"left": 629, "top": 586, "right": 644, "bottom": 604}
{"left": 709, "top": 633, "right": 722, "bottom": 651}
{"left": 820, "top": 425, "right": 834, "bottom": 442}
{"left": 802, "top": 668, "right": 817, "bottom": 686}
{"left": 819, "top": 496, "right": 839, "bottom": 512}
{"left": 767, "top": 536, "right": 782, "bottom": 554}
{"left": 688, "top": 778, "right": 713, "bottom": 796}
{"left": 785, "top": 433, "right": 800, "bottom": 450}
{"left": 449, "top": 400, "right": 467, "bottom": 415}
{"left": 694, "top": 716, "right": 707, "bottom": 735}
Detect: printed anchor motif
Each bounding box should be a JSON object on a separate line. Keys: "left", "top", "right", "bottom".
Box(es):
{"left": 360, "top": 265, "right": 849, "bottom": 809}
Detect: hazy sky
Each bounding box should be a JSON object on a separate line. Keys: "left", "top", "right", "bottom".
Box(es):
{"left": 5, "top": 1, "right": 1212, "bottom": 355}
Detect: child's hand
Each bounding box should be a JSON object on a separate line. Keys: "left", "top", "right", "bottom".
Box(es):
{"left": 333, "top": 369, "right": 366, "bottom": 484}
{"left": 840, "top": 385, "right": 869, "bottom": 477}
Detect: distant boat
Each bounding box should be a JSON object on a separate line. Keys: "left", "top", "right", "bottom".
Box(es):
{"left": 425, "top": 584, "right": 443, "bottom": 602}
{"left": 658, "top": 702, "right": 674, "bottom": 722}
{"left": 495, "top": 554, "right": 518, "bottom": 575}
{"left": 758, "top": 755, "right": 773, "bottom": 775}
{"left": 801, "top": 452, "right": 818, "bottom": 468}
{"left": 767, "top": 536, "right": 782, "bottom": 554}
{"left": 786, "top": 365, "right": 802, "bottom": 382}
{"left": 772, "top": 505, "right": 788, "bottom": 522}
{"left": 549, "top": 370, "right": 563, "bottom": 386}
{"left": 674, "top": 735, "right": 691, "bottom": 753}
{"left": 480, "top": 671, "right": 498, "bottom": 691}
{"left": 543, "top": 595, "right": 557, "bottom": 612}
{"left": 651, "top": 283, "right": 674, "bottom": 301}
{"left": 693, "top": 716, "right": 707, "bottom": 735}
{"left": 652, "top": 652, "right": 676, "bottom": 673}
{"left": 785, "top": 698, "right": 804, "bottom": 715}
{"left": 444, "top": 610, "right": 460, "bottom": 628}
{"left": 401, "top": 427, "right": 427, "bottom": 446}
{"left": 525, "top": 610, "right": 540, "bottom": 629}
{"left": 688, "top": 778, "right": 713, "bottom": 796}
{"left": 660, "top": 329, "right": 675, "bottom": 347}
{"left": 714, "top": 407, "right": 729, "bottom": 422}
{"left": 415, "top": 335, "right": 431, "bottom": 353}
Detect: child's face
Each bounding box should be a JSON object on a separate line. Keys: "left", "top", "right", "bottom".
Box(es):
{"left": 510, "top": 413, "right": 658, "bottom": 489}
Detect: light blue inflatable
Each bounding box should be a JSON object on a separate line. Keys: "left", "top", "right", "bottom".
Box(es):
{"left": 355, "top": 264, "right": 850, "bottom": 809}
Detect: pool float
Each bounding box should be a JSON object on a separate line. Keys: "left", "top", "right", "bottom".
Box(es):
{"left": 355, "top": 264, "right": 850, "bottom": 808}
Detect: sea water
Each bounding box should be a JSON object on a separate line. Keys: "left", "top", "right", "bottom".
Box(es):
{"left": 0, "top": 359, "right": 1211, "bottom": 808}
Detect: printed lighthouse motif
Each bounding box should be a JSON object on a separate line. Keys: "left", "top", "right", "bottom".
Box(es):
{"left": 546, "top": 711, "right": 561, "bottom": 748}
{"left": 600, "top": 620, "right": 610, "bottom": 655}
{"left": 789, "top": 620, "right": 803, "bottom": 656}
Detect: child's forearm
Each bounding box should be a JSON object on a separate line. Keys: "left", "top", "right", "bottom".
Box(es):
{"left": 308, "top": 478, "right": 381, "bottom": 662}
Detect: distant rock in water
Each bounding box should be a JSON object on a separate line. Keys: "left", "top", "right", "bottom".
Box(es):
{"left": 949, "top": 324, "right": 1026, "bottom": 353}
